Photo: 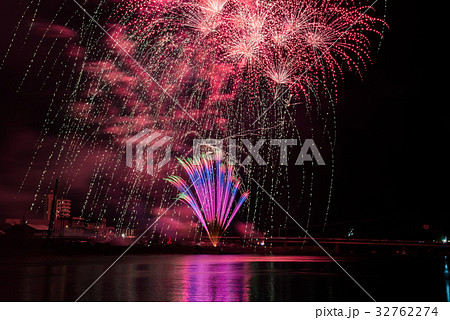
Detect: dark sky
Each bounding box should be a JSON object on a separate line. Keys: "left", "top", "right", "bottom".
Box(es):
{"left": 330, "top": 1, "right": 448, "bottom": 237}
{"left": 0, "top": 0, "right": 447, "bottom": 238}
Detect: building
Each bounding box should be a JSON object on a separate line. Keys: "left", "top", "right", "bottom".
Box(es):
{"left": 86, "top": 218, "right": 107, "bottom": 231}
{"left": 44, "top": 191, "right": 71, "bottom": 221}
{"left": 86, "top": 219, "right": 116, "bottom": 237}
{"left": 102, "top": 227, "right": 115, "bottom": 237}
{"left": 56, "top": 199, "right": 71, "bottom": 218}
{"left": 3, "top": 222, "right": 48, "bottom": 238}
{"left": 71, "top": 217, "right": 86, "bottom": 229}
{"left": 5, "top": 218, "right": 48, "bottom": 227}
{"left": 122, "top": 228, "right": 135, "bottom": 237}
{"left": 3, "top": 191, "right": 120, "bottom": 239}
{"left": 43, "top": 191, "right": 72, "bottom": 236}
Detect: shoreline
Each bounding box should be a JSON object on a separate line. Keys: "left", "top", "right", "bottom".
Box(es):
{"left": 2, "top": 239, "right": 450, "bottom": 258}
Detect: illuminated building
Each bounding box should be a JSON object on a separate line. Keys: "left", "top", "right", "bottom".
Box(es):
{"left": 56, "top": 199, "right": 71, "bottom": 218}
{"left": 44, "top": 191, "right": 71, "bottom": 220}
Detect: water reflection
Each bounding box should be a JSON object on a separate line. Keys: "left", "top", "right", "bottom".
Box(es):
{"left": 0, "top": 255, "right": 447, "bottom": 301}
{"left": 178, "top": 256, "right": 250, "bottom": 301}
{"left": 444, "top": 256, "right": 449, "bottom": 302}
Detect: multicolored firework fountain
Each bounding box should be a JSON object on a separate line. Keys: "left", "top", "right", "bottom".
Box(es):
{"left": 166, "top": 155, "right": 249, "bottom": 246}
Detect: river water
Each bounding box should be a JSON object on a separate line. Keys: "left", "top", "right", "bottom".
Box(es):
{"left": 0, "top": 255, "right": 448, "bottom": 301}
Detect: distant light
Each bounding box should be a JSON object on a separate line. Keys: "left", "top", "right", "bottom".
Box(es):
{"left": 443, "top": 236, "right": 448, "bottom": 244}
{"left": 347, "top": 227, "right": 355, "bottom": 237}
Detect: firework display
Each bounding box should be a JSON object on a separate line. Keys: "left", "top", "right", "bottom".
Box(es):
{"left": 166, "top": 154, "right": 249, "bottom": 246}
{"left": 117, "top": 0, "right": 385, "bottom": 101}
{"left": 4, "top": 0, "right": 446, "bottom": 306}
{"left": 0, "top": 0, "right": 387, "bottom": 245}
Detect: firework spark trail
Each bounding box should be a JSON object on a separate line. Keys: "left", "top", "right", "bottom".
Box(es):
{"left": 119, "top": 0, "right": 385, "bottom": 101}
{"left": 166, "top": 154, "right": 249, "bottom": 246}
{"left": 3, "top": 0, "right": 387, "bottom": 243}
{"left": 71, "top": 0, "right": 200, "bottom": 125}
{"left": 115, "top": 1, "right": 385, "bottom": 239}
{"left": 251, "top": 0, "right": 384, "bottom": 126}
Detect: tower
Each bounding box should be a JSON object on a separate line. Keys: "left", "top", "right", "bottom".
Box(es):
{"left": 44, "top": 190, "right": 55, "bottom": 222}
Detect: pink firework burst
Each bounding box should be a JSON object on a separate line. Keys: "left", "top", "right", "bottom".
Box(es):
{"left": 117, "top": 0, "right": 386, "bottom": 103}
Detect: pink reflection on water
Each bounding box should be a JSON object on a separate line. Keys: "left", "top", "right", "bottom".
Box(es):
{"left": 174, "top": 255, "right": 333, "bottom": 301}
{"left": 177, "top": 255, "right": 250, "bottom": 302}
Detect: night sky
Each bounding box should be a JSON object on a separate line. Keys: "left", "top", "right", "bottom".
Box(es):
{"left": 0, "top": 0, "right": 447, "bottom": 239}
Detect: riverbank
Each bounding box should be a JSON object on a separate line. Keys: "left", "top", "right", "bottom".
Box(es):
{"left": 2, "top": 237, "right": 450, "bottom": 258}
